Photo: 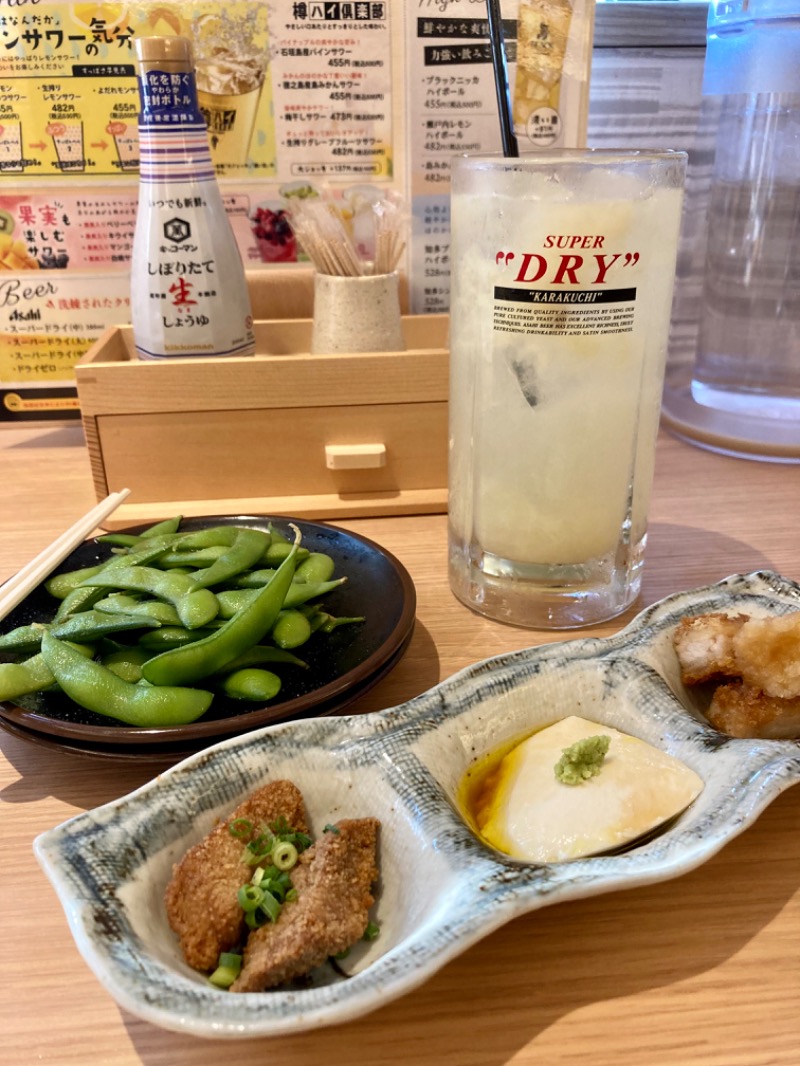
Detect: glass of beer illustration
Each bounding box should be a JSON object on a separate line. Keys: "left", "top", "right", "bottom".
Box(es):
{"left": 195, "top": 49, "right": 267, "bottom": 167}
{"left": 190, "top": 7, "right": 269, "bottom": 169}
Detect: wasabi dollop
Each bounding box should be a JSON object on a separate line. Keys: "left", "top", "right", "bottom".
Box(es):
{"left": 554, "top": 734, "right": 611, "bottom": 785}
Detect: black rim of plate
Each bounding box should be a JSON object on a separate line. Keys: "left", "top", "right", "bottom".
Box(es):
{"left": 0, "top": 515, "right": 416, "bottom": 748}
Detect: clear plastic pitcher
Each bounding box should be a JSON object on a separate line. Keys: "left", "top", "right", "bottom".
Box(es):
{"left": 661, "top": 0, "right": 800, "bottom": 461}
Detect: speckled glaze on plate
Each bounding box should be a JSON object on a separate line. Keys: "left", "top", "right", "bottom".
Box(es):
{"left": 0, "top": 515, "right": 415, "bottom": 750}
{"left": 34, "top": 572, "right": 800, "bottom": 1039}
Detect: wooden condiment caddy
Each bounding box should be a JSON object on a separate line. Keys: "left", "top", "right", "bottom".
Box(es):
{"left": 75, "top": 272, "right": 449, "bottom": 528}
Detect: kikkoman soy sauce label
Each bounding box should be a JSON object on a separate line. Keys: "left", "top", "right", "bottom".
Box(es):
{"left": 130, "top": 42, "right": 254, "bottom": 360}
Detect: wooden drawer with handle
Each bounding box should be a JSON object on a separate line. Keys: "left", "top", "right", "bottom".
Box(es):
{"left": 75, "top": 315, "right": 449, "bottom": 528}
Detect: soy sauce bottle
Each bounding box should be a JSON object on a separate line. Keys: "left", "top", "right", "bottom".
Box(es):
{"left": 130, "top": 36, "right": 255, "bottom": 360}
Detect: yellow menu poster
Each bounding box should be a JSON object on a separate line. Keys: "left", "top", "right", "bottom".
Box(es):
{"left": 0, "top": 1, "right": 275, "bottom": 180}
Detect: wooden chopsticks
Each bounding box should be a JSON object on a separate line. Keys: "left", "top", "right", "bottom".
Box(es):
{"left": 0, "top": 489, "right": 130, "bottom": 622}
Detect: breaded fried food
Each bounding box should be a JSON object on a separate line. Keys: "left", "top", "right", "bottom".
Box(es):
{"left": 672, "top": 612, "right": 749, "bottom": 685}
{"left": 232, "top": 817, "right": 380, "bottom": 992}
{"left": 706, "top": 681, "right": 800, "bottom": 740}
{"left": 732, "top": 613, "right": 800, "bottom": 699}
{"left": 165, "top": 779, "right": 308, "bottom": 971}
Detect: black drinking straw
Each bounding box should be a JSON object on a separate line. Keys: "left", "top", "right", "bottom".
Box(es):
{"left": 486, "top": 0, "right": 519, "bottom": 157}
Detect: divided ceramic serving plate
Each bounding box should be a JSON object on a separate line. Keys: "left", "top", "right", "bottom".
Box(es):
{"left": 34, "top": 572, "right": 800, "bottom": 1039}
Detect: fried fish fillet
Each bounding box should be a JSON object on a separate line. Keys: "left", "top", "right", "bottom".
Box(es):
{"left": 706, "top": 681, "right": 800, "bottom": 740}
{"left": 672, "top": 612, "right": 750, "bottom": 685}
{"left": 231, "top": 817, "right": 380, "bottom": 993}
{"left": 165, "top": 779, "right": 308, "bottom": 971}
{"left": 732, "top": 613, "right": 800, "bottom": 699}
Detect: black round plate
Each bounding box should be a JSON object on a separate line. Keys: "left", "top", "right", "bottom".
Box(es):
{"left": 0, "top": 515, "right": 415, "bottom": 749}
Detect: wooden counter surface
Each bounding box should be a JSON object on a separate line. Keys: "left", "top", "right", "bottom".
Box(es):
{"left": 2, "top": 424, "right": 799, "bottom": 1065}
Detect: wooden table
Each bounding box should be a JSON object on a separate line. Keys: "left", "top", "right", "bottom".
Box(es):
{"left": 2, "top": 424, "right": 799, "bottom": 1065}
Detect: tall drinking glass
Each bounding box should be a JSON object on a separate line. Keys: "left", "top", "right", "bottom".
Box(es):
{"left": 448, "top": 150, "right": 687, "bottom": 628}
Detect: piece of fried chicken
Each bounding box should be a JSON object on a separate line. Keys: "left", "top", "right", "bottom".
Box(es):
{"left": 732, "top": 613, "right": 800, "bottom": 699}
{"left": 231, "top": 817, "right": 380, "bottom": 993}
{"left": 707, "top": 681, "right": 800, "bottom": 740}
{"left": 672, "top": 612, "right": 750, "bottom": 685}
{"left": 165, "top": 779, "right": 308, "bottom": 971}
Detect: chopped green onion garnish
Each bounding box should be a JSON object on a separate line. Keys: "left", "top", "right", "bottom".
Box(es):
{"left": 237, "top": 884, "right": 265, "bottom": 913}
{"left": 269, "top": 817, "right": 312, "bottom": 851}
{"left": 332, "top": 947, "right": 350, "bottom": 960}
{"left": 272, "top": 841, "right": 298, "bottom": 871}
{"left": 323, "top": 824, "right": 340, "bottom": 834}
{"left": 259, "top": 888, "right": 282, "bottom": 923}
{"left": 208, "top": 951, "right": 242, "bottom": 989}
{"left": 243, "top": 832, "right": 274, "bottom": 865}
{"left": 234, "top": 818, "right": 311, "bottom": 929}
{"left": 265, "top": 871, "right": 291, "bottom": 902}
{"left": 228, "top": 818, "right": 253, "bottom": 839}
{"left": 363, "top": 921, "right": 380, "bottom": 942}
{"left": 245, "top": 908, "right": 267, "bottom": 930}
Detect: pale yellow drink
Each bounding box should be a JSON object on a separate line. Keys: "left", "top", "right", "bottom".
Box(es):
{"left": 448, "top": 151, "right": 686, "bottom": 627}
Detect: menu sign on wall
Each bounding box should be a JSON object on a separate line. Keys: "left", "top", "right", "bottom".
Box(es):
{"left": 0, "top": 0, "right": 592, "bottom": 424}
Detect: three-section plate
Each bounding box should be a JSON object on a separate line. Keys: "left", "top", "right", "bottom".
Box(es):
{"left": 34, "top": 572, "right": 800, "bottom": 1038}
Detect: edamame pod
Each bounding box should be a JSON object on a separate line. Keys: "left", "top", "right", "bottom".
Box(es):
{"left": 170, "top": 526, "right": 241, "bottom": 550}
{"left": 0, "top": 610, "right": 159, "bottom": 654}
{"left": 215, "top": 578, "right": 346, "bottom": 620}
{"left": 293, "top": 552, "right": 336, "bottom": 584}
{"left": 209, "top": 645, "right": 308, "bottom": 673}
{"left": 271, "top": 609, "right": 312, "bottom": 649}
{"left": 41, "top": 631, "right": 213, "bottom": 727}
{"left": 220, "top": 668, "right": 281, "bottom": 701}
{"left": 94, "top": 593, "right": 182, "bottom": 626}
{"left": 45, "top": 565, "right": 104, "bottom": 599}
{"left": 191, "top": 528, "right": 271, "bottom": 589}
{"left": 0, "top": 655, "right": 58, "bottom": 699}
{"left": 140, "top": 515, "right": 183, "bottom": 538}
{"left": 284, "top": 578, "right": 346, "bottom": 608}
{"left": 0, "top": 642, "right": 94, "bottom": 701}
{"left": 230, "top": 568, "right": 276, "bottom": 588}
{"left": 142, "top": 525, "right": 302, "bottom": 686}
{"left": 95, "top": 516, "right": 182, "bottom": 549}
{"left": 45, "top": 534, "right": 178, "bottom": 601}
{"left": 101, "top": 646, "right": 152, "bottom": 683}
{"left": 138, "top": 626, "right": 218, "bottom": 650}
{"left": 215, "top": 588, "right": 257, "bottom": 618}
{"left": 81, "top": 566, "right": 218, "bottom": 629}
{"left": 263, "top": 541, "right": 309, "bottom": 566}
{"left": 231, "top": 567, "right": 339, "bottom": 589}
{"left": 53, "top": 584, "right": 106, "bottom": 622}
{"left": 96, "top": 533, "right": 140, "bottom": 548}
{"left": 157, "top": 546, "right": 227, "bottom": 569}
{"left": 100, "top": 534, "right": 183, "bottom": 570}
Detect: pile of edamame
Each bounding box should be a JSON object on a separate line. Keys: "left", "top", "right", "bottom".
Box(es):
{"left": 0, "top": 518, "right": 363, "bottom": 728}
